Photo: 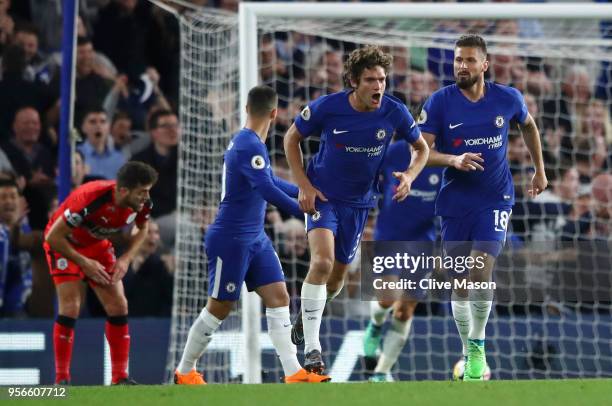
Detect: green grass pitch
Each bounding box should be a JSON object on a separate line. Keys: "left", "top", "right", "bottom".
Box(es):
{"left": 9, "top": 379, "right": 611, "bottom": 406}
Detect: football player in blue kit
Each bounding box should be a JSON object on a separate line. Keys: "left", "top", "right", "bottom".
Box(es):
{"left": 175, "top": 86, "right": 330, "bottom": 384}
{"left": 419, "top": 34, "right": 548, "bottom": 380}
{"left": 284, "top": 45, "right": 430, "bottom": 374}
{"left": 363, "top": 139, "right": 443, "bottom": 382}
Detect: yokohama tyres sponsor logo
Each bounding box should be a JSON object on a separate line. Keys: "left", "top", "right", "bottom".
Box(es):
{"left": 338, "top": 144, "right": 384, "bottom": 157}
{"left": 465, "top": 134, "right": 503, "bottom": 149}
{"left": 409, "top": 189, "right": 437, "bottom": 201}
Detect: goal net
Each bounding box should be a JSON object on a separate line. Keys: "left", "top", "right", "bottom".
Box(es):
{"left": 165, "top": 2, "right": 612, "bottom": 383}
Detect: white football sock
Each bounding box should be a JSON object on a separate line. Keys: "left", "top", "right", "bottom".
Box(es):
{"left": 266, "top": 306, "right": 302, "bottom": 376}
{"left": 177, "top": 307, "right": 222, "bottom": 374}
{"left": 374, "top": 317, "right": 412, "bottom": 374}
{"left": 469, "top": 290, "right": 493, "bottom": 341}
{"left": 451, "top": 295, "right": 471, "bottom": 356}
{"left": 301, "top": 282, "right": 327, "bottom": 354}
{"left": 370, "top": 301, "right": 391, "bottom": 326}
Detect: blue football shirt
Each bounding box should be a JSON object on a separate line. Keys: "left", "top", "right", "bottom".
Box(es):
{"left": 374, "top": 140, "right": 442, "bottom": 242}
{"left": 418, "top": 81, "right": 528, "bottom": 217}
{"left": 294, "top": 90, "right": 421, "bottom": 208}
{"left": 209, "top": 128, "right": 300, "bottom": 235}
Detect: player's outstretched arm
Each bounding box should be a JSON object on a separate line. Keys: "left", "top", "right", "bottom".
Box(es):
{"left": 283, "top": 123, "right": 327, "bottom": 213}
{"left": 111, "top": 221, "right": 149, "bottom": 283}
{"left": 240, "top": 143, "right": 303, "bottom": 218}
{"left": 518, "top": 113, "right": 548, "bottom": 197}
{"left": 272, "top": 175, "right": 299, "bottom": 198}
{"left": 45, "top": 217, "right": 110, "bottom": 285}
{"left": 392, "top": 135, "right": 430, "bottom": 201}
{"left": 254, "top": 176, "right": 303, "bottom": 218}
{"left": 422, "top": 132, "right": 484, "bottom": 171}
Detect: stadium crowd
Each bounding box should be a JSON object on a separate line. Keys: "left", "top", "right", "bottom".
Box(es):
{"left": 0, "top": 0, "right": 610, "bottom": 319}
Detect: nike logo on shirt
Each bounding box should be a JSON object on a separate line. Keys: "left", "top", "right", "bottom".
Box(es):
{"left": 333, "top": 129, "right": 348, "bottom": 134}
{"left": 449, "top": 123, "right": 463, "bottom": 129}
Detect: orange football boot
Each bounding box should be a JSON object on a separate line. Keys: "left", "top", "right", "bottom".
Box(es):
{"left": 174, "top": 369, "right": 206, "bottom": 385}
{"left": 285, "top": 368, "right": 331, "bottom": 383}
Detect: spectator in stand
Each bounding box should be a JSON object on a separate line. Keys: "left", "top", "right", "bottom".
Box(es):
{"left": 411, "top": 70, "right": 438, "bottom": 112}
{"left": 94, "top": 0, "right": 151, "bottom": 81}
{"left": 131, "top": 109, "right": 178, "bottom": 248}
{"left": 320, "top": 49, "right": 344, "bottom": 94}
{"left": 543, "top": 65, "right": 593, "bottom": 162}
{"left": 0, "top": 45, "right": 52, "bottom": 141}
{"left": 508, "top": 132, "right": 531, "bottom": 175}
{"left": 573, "top": 138, "right": 606, "bottom": 188}
{"left": 71, "top": 149, "right": 107, "bottom": 189}
{"left": 110, "top": 111, "right": 133, "bottom": 159}
{"left": 103, "top": 66, "right": 171, "bottom": 130}
{"left": 70, "top": 36, "right": 114, "bottom": 128}
{"left": 74, "top": 15, "right": 117, "bottom": 80}
{"left": 0, "top": 177, "right": 33, "bottom": 318}
{"left": 576, "top": 98, "right": 612, "bottom": 155}
{"left": 522, "top": 58, "right": 553, "bottom": 98}
{"left": 590, "top": 172, "right": 612, "bottom": 238}
{"left": 488, "top": 49, "right": 512, "bottom": 86}
{"left": 2, "top": 107, "right": 55, "bottom": 183}
{"left": 525, "top": 166, "right": 579, "bottom": 241}
{"left": 557, "top": 172, "right": 612, "bottom": 303}
{"left": 109, "top": 111, "right": 149, "bottom": 160}
{"left": 78, "top": 109, "right": 126, "bottom": 180}
{"left": 260, "top": 35, "right": 289, "bottom": 100}
{"left": 71, "top": 149, "right": 91, "bottom": 189}
{"left": 391, "top": 69, "right": 436, "bottom": 113}
{"left": 0, "top": 0, "right": 14, "bottom": 54}
{"left": 525, "top": 90, "right": 560, "bottom": 171}
{"left": 28, "top": 0, "right": 62, "bottom": 52}
{"left": 147, "top": 3, "right": 180, "bottom": 109}
{"left": 123, "top": 220, "right": 173, "bottom": 317}
{"left": 12, "top": 23, "right": 50, "bottom": 83}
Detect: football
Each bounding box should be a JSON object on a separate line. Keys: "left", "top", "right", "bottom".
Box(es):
{"left": 452, "top": 358, "right": 492, "bottom": 381}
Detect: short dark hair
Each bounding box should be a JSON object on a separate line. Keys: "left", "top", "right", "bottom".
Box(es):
{"left": 574, "top": 138, "right": 592, "bottom": 163}
{"left": 77, "top": 36, "right": 92, "bottom": 47}
{"left": 0, "top": 178, "right": 19, "bottom": 192}
{"left": 116, "top": 161, "right": 158, "bottom": 189}
{"left": 343, "top": 45, "right": 392, "bottom": 88}
{"left": 81, "top": 108, "right": 107, "bottom": 126}
{"left": 147, "top": 109, "right": 175, "bottom": 131}
{"left": 112, "top": 111, "right": 132, "bottom": 126}
{"left": 455, "top": 34, "right": 488, "bottom": 57}
{"left": 247, "top": 86, "right": 278, "bottom": 117}
{"left": 15, "top": 22, "right": 39, "bottom": 37}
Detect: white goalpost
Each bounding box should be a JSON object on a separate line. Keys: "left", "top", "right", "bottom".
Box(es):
{"left": 162, "top": 1, "right": 612, "bottom": 384}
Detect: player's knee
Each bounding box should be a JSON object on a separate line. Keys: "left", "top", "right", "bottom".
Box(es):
{"left": 59, "top": 299, "right": 80, "bottom": 319}
{"left": 310, "top": 255, "right": 334, "bottom": 276}
{"left": 206, "top": 299, "right": 234, "bottom": 320}
{"left": 105, "top": 295, "right": 128, "bottom": 316}
{"left": 264, "top": 290, "right": 290, "bottom": 308}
